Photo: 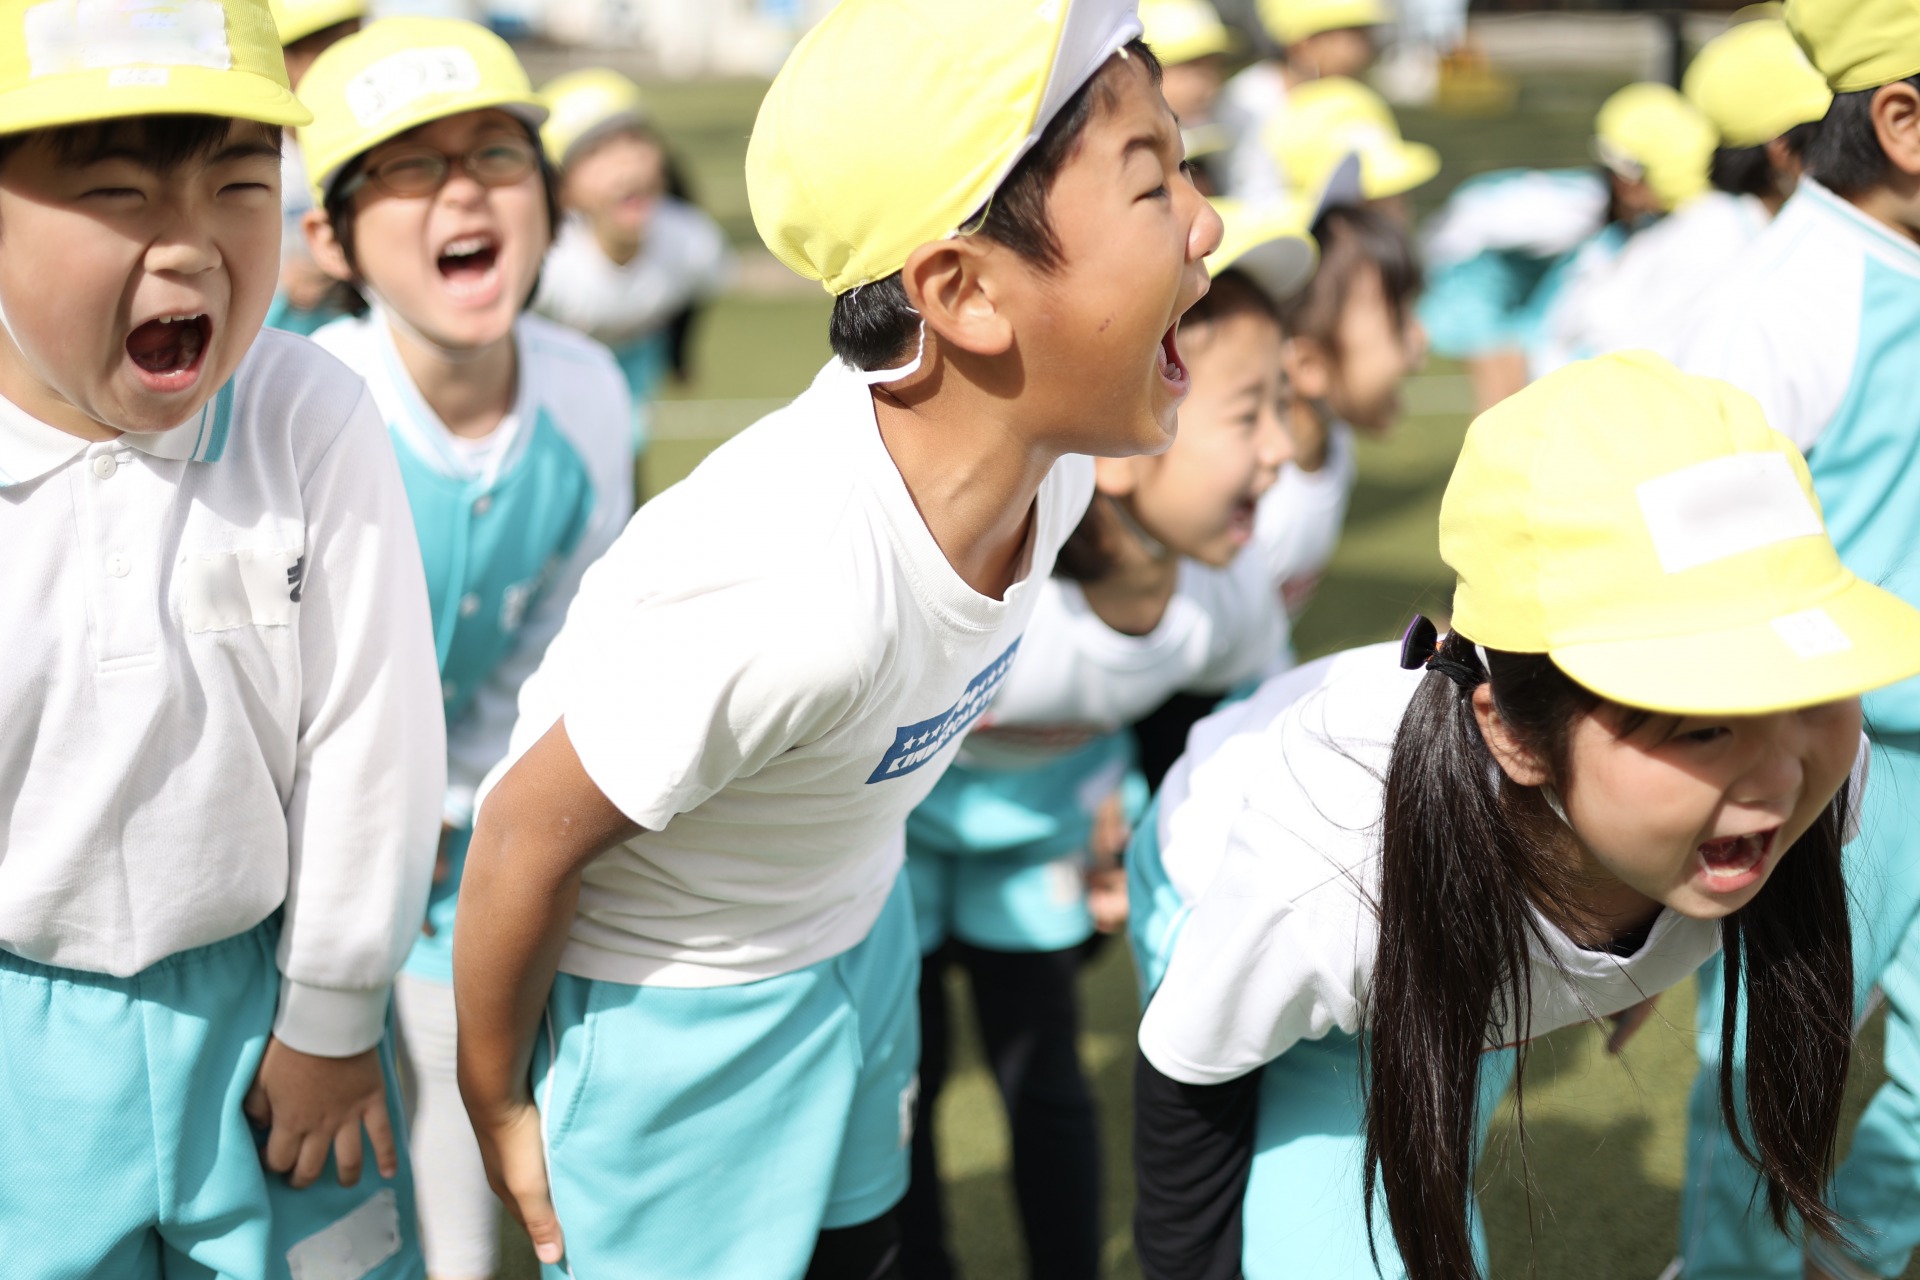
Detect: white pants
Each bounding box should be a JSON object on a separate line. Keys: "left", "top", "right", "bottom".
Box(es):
{"left": 395, "top": 972, "right": 499, "bottom": 1280}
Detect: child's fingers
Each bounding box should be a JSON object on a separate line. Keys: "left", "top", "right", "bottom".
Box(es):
{"left": 261, "top": 1114, "right": 302, "bottom": 1176}
{"left": 495, "top": 1116, "right": 564, "bottom": 1265}
{"left": 333, "top": 1117, "right": 365, "bottom": 1188}
{"left": 242, "top": 1081, "right": 272, "bottom": 1131}
{"left": 290, "top": 1129, "right": 332, "bottom": 1189}
{"left": 363, "top": 1094, "right": 399, "bottom": 1180}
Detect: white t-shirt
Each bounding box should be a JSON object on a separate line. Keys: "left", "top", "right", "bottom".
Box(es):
{"left": 0, "top": 330, "right": 445, "bottom": 1056}
{"left": 490, "top": 359, "right": 1097, "bottom": 987}
{"left": 1563, "top": 192, "right": 1771, "bottom": 364}
{"left": 1216, "top": 61, "right": 1290, "bottom": 204}
{"left": 1138, "top": 642, "right": 1725, "bottom": 1085}
{"left": 533, "top": 202, "right": 731, "bottom": 356}
{"left": 958, "top": 551, "right": 1288, "bottom": 771}
{"left": 1254, "top": 420, "right": 1356, "bottom": 622}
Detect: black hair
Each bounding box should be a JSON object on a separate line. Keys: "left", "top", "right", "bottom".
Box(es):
{"left": 1363, "top": 631, "right": 1854, "bottom": 1279}
{"left": 1709, "top": 119, "right": 1822, "bottom": 199}
{"left": 1805, "top": 75, "right": 1920, "bottom": 197}
{"left": 318, "top": 115, "right": 563, "bottom": 318}
{"left": 1050, "top": 268, "right": 1280, "bottom": 584}
{"left": 1278, "top": 203, "right": 1422, "bottom": 354}
{"left": 828, "top": 38, "right": 1164, "bottom": 372}
{"left": 0, "top": 113, "right": 280, "bottom": 175}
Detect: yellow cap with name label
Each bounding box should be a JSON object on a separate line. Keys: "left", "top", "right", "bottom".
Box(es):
{"left": 295, "top": 16, "right": 545, "bottom": 205}
{"left": 747, "top": 0, "right": 1143, "bottom": 296}
{"left": 1443, "top": 352, "right": 1920, "bottom": 715}
{"left": 0, "top": 0, "right": 310, "bottom": 136}
{"left": 1685, "top": 17, "right": 1831, "bottom": 147}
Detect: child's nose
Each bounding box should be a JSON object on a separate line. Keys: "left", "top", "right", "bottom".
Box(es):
{"left": 1190, "top": 196, "right": 1224, "bottom": 263}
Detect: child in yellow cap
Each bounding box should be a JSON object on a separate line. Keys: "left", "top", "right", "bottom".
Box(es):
{"left": 1566, "top": 16, "right": 1830, "bottom": 361}
{"left": 1140, "top": 0, "right": 1239, "bottom": 189}
{"left": 1264, "top": 75, "right": 1440, "bottom": 221}
{"left": 262, "top": 0, "right": 365, "bottom": 336}
{"left": 0, "top": 2, "right": 444, "bottom": 1277}
{"left": 1673, "top": 1, "right": 1920, "bottom": 1276}
{"left": 1131, "top": 351, "right": 1920, "bottom": 1280}
{"left": 292, "top": 19, "right": 635, "bottom": 1280}
{"left": 531, "top": 68, "right": 730, "bottom": 484}
{"left": 900, "top": 203, "right": 1313, "bottom": 1280}
{"left": 1218, "top": 0, "right": 1388, "bottom": 203}
{"left": 451, "top": 2, "right": 1222, "bottom": 1276}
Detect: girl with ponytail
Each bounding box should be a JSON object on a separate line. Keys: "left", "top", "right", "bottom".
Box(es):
{"left": 1128, "top": 351, "right": 1920, "bottom": 1279}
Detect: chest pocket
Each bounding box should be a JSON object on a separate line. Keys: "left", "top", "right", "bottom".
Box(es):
{"left": 178, "top": 545, "right": 305, "bottom": 632}
{"left": 393, "top": 407, "right": 595, "bottom": 724}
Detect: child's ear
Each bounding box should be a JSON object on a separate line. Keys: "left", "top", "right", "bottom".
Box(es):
{"left": 301, "top": 209, "right": 355, "bottom": 284}
{"left": 1871, "top": 81, "right": 1920, "bottom": 178}
{"left": 899, "top": 237, "right": 1013, "bottom": 359}
{"left": 1284, "top": 336, "right": 1332, "bottom": 401}
{"left": 1472, "top": 683, "right": 1551, "bottom": 788}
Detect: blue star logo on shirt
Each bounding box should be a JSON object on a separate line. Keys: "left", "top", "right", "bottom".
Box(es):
{"left": 866, "top": 640, "right": 1021, "bottom": 784}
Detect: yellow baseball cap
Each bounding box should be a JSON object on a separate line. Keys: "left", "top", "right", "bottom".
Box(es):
{"left": 1208, "top": 197, "right": 1318, "bottom": 302}
{"left": 1442, "top": 352, "right": 1920, "bottom": 715}
{"left": 1594, "top": 82, "right": 1717, "bottom": 211}
{"left": 269, "top": 0, "right": 364, "bottom": 45}
{"left": 1786, "top": 0, "right": 1920, "bottom": 91}
{"left": 1684, "top": 18, "right": 1831, "bottom": 147}
{"left": 295, "top": 16, "right": 545, "bottom": 205}
{"left": 0, "top": 0, "right": 310, "bottom": 137}
{"left": 540, "top": 67, "right": 649, "bottom": 168}
{"left": 1266, "top": 77, "right": 1438, "bottom": 201}
{"left": 1141, "top": 0, "right": 1236, "bottom": 66}
{"left": 747, "top": 0, "right": 1143, "bottom": 296}
{"left": 1257, "top": 0, "right": 1386, "bottom": 46}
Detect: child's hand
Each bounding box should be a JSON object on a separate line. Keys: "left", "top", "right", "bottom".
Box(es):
{"left": 243, "top": 1037, "right": 397, "bottom": 1190}
{"left": 471, "top": 1099, "right": 566, "bottom": 1267}
{"left": 1086, "top": 862, "right": 1130, "bottom": 934}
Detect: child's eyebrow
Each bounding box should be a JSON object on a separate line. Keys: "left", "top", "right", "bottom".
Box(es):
{"left": 73, "top": 140, "right": 279, "bottom": 169}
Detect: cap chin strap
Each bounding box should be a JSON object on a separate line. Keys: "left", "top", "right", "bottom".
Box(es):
{"left": 848, "top": 317, "right": 927, "bottom": 387}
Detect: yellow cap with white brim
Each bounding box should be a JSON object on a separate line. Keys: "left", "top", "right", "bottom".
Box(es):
{"left": 1443, "top": 351, "right": 1920, "bottom": 715}
{"left": 295, "top": 16, "right": 546, "bottom": 206}
{"left": 0, "top": 0, "right": 310, "bottom": 137}
{"left": 1208, "top": 197, "right": 1318, "bottom": 303}
{"left": 540, "top": 67, "right": 650, "bottom": 168}
{"left": 1684, "top": 17, "right": 1831, "bottom": 148}
{"left": 1141, "top": 0, "right": 1236, "bottom": 66}
{"left": 746, "top": 0, "right": 1144, "bottom": 297}
{"left": 1266, "top": 76, "right": 1438, "bottom": 202}
{"left": 1785, "top": 0, "right": 1920, "bottom": 92}
{"left": 1593, "top": 81, "right": 1718, "bottom": 212}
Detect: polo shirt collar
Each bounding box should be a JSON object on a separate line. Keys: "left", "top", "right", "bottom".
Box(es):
{"left": 0, "top": 377, "right": 235, "bottom": 489}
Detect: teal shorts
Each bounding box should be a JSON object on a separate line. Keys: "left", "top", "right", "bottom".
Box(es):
{"left": 532, "top": 872, "right": 920, "bottom": 1279}
{"left": 0, "top": 919, "right": 421, "bottom": 1280}
{"left": 906, "top": 735, "right": 1138, "bottom": 954}
{"left": 402, "top": 824, "right": 468, "bottom": 983}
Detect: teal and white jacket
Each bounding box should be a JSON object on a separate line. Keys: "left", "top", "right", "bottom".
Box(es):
{"left": 1678, "top": 179, "right": 1920, "bottom": 734}
{"left": 316, "top": 310, "right": 634, "bottom": 825}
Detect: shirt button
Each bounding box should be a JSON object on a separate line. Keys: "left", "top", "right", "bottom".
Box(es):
{"left": 105, "top": 551, "right": 130, "bottom": 578}
{"left": 473, "top": 495, "right": 492, "bottom": 517}
{"left": 459, "top": 593, "right": 481, "bottom": 618}
{"left": 92, "top": 454, "right": 117, "bottom": 479}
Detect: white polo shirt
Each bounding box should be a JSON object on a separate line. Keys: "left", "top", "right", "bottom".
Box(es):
{"left": 533, "top": 203, "right": 731, "bottom": 358}
{"left": 1254, "top": 420, "right": 1356, "bottom": 622}
{"left": 1138, "top": 642, "right": 1725, "bottom": 1085}
{"left": 0, "top": 329, "right": 445, "bottom": 1056}
{"left": 491, "top": 359, "right": 1096, "bottom": 987}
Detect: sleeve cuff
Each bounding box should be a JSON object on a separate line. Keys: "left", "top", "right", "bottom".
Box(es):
{"left": 273, "top": 978, "right": 391, "bottom": 1057}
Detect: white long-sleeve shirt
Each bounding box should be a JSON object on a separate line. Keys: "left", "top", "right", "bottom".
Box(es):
{"left": 0, "top": 330, "right": 445, "bottom": 1056}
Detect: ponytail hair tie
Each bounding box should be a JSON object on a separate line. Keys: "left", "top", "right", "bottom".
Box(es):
{"left": 1398, "top": 615, "right": 1486, "bottom": 692}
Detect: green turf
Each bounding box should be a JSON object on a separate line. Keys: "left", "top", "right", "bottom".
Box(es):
{"left": 489, "top": 65, "right": 1918, "bottom": 1280}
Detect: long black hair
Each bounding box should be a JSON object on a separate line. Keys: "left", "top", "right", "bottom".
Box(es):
{"left": 1362, "top": 629, "right": 1854, "bottom": 1279}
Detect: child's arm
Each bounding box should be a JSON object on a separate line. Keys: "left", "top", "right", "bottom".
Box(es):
{"left": 455, "top": 718, "right": 640, "bottom": 1267}
{"left": 1132, "top": 1049, "right": 1261, "bottom": 1280}
{"left": 264, "top": 374, "right": 446, "bottom": 1185}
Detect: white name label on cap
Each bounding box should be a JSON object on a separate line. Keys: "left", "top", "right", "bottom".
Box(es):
{"left": 346, "top": 47, "right": 481, "bottom": 129}
{"left": 1636, "top": 452, "right": 1823, "bottom": 574}
{"left": 26, "top": 0, "right": 233, "bottom": 79}
{"left": 1772, "top": 607, "right": 1853, "bottom": 660}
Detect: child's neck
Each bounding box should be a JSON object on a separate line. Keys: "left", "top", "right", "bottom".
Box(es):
{"left": 1845, "top": 182, "right": 1920, "bottom": 247}
{"left": 591, "top": 215, "right": 644, "bottom": 267}
{"left": 870, "top": 372, "right": 1060, "bottom": 601}
{"left": 388, "top": 317, "right": 517, "bottom": 440}
{"left": 1078, "top": 499, "right": 1181, "bottom": 637}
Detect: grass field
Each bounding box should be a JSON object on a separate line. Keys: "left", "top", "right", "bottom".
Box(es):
{"left": 490, "top": 61, "right": 1918, "bottom": 1280}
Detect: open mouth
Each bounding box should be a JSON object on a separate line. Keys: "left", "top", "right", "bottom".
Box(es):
{"left": 1156, "top": 323, "right": 1190, "bottom": 396}
{"left": 1226, "top": 497, "right": 1258, "bottom": 544}
{"left": 125, "top": 313, "right": 210, "bottom": 390}
{"left": 437, "top": 234, "right": 501, "bottom": 294}
{"left": 1697, "top": 828, "right": 1776, "bottom": 885}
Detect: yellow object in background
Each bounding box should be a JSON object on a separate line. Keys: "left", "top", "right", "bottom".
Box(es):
{"left": 1786, "top": 0, "right": 1920, "bottom": 92}
{"left": 1266, "top": 76, "right": 1439, "bottom": 202}
{"left": 296, "top": 15, "right": 545, "bottom": 205}
{"left": 1140, "top": 0, "right": 1237, "bottom": 67}
{"left": 1593, "top": 82, "right": 1717, "bottom": 211}
{"left": 269, "top": 0, "right": 365, "bottom": 45}
{"left": 1256, "top": 0, "right": 1387, "bottom": 46}
{"left": 1443, "top": 352, "right": 1920, "bottom": 715}
{"left": 541, "top": 67, "right": 649, "bottom": 167}
{"left": 1684, "top": 17, "right": 1832, "bottom": 147}
{"left": 0, "top": 0, "right": 309, "bottom": 136}
{"left": 1208, "top": 197, "right": 1319, "bottom": 303}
